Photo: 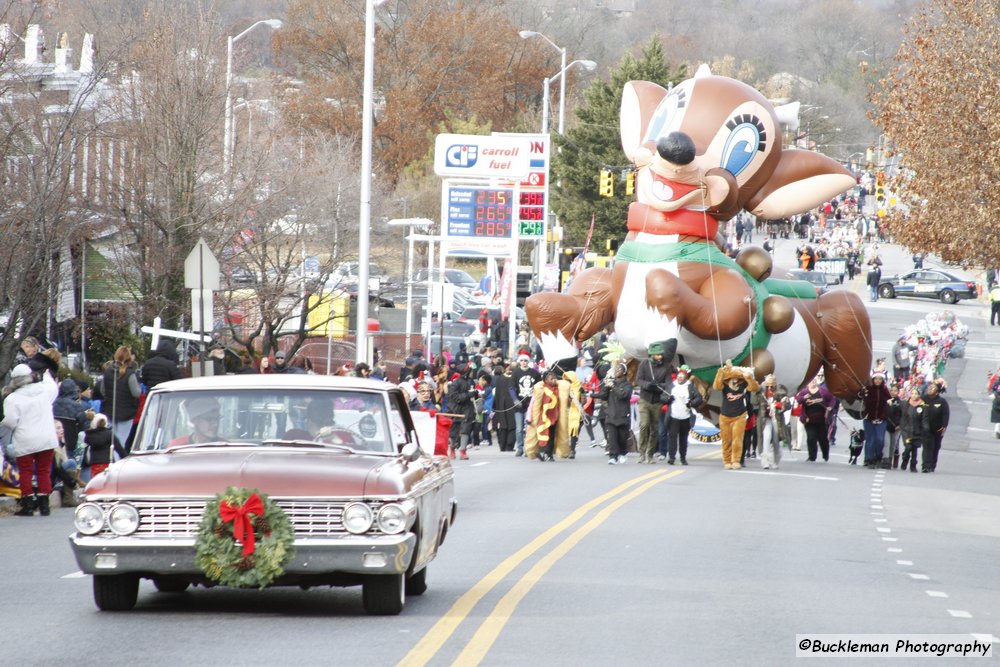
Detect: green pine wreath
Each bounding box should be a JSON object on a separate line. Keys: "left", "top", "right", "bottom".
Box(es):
{"left": 194, "top": 487, "right": 296, "bottom": 588}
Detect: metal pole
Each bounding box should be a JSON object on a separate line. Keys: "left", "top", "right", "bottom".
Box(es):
{"left": 80, "top": 241, "right": 87, "bottom": 370}
{"left": 557, "top": 46, "right": 567, "bottom": 135}
{"left": 541, "top": 77, "right": 550, "bottom": 134}
{"left": 426, "top": 237, "right": 434, "bottom": 359}
{"left": 405, "top": 232, "right": 415, "bottom": 353}
{"left": 199, "top": 245, "right": 206, "bottom": 378}
{"left": 356, "top": 0, "right": 376, "bottom": 365}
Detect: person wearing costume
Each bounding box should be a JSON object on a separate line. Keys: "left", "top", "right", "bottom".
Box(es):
{"left": 524, "top": 369, "right": 581, "bottom": 462}
{"left": 712, "top": 362, "right": 759, "bottom": 470}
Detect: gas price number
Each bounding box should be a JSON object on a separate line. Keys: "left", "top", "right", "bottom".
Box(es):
{"left": 446, "top": 187, "right": 514, "bottom": 239}
{"left": 518, "top": 190, "right": 545, "bottom": 237}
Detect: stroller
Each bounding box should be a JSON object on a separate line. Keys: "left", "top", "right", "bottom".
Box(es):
{"left": 847, "top": 429, "right": 864, "bottom": 464}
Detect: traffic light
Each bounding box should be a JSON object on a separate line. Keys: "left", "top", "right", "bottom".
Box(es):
{"left": 875, "top": 181, "right": 886, "bottom": 204}
{"left": 599, "top": 169, "right": 614, "bottom": 197}
{"left": 625, "top": 170, "right": 635, "bottom": 196}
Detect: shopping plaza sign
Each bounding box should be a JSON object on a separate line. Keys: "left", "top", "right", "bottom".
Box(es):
{"left": 434, "top": 134, "right": 531, "bottom": 179}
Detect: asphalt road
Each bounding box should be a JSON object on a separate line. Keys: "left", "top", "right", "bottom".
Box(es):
{"left": 4, "top": 239, "right": 998, "bottom": 666}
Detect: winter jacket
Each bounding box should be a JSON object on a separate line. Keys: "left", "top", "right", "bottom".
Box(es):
{"left": 490, "top": 373, "right": 518, "bottom": 430}
{"left": 861, "top": 381, "right": 891, "bottom": 421}
{"left": 886, "top": 398, "right": 902, "bottom": 433}
{"left": 53, "top": 379, "right": 93, "bottom": 426}
{"left": 636, "top": 357, "right": 673, "bottom": 404}
{"left": 921, "top": 392, "right": 950, "bottom": 433}
{"left": 140, "top": 340, "right": 181, "bottom": 389}
{"left": 84, "top": 426, "right": 127, "bottom": 466}
{"left": 597, "top": 377, "right": 633, "bottom": 426}
{"left": 1, "top": 372, "right": 58, "bottom": 457}
{"left": 900, "top": 400, "right": 930, "bottom": 444}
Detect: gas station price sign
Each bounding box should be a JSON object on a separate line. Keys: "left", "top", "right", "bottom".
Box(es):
{"left": 518, "top": 190, "right": 545, "bottom": 236}
{"left": 446, "top": 186, "right": 514, "bottom": 239}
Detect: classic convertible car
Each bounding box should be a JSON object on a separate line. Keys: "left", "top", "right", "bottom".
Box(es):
{"left": 69, "top": 375, "right": 456, "bottom": 615}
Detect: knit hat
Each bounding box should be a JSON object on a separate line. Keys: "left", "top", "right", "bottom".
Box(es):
{"left": 10, "top": 363, "right": 32, "bottom": 378}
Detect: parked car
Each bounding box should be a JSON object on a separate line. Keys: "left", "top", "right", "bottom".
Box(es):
{"left": 785, "top": 269, "right": 828, "bottom": 295}
{"left": 69, "top": 375, "right": 457, "bottom": 615}
{"left": 413, "top": 268, "right": 479, "bottom": 292}
{"left": 877, "top": 269, "right": 976, "bottom": 304}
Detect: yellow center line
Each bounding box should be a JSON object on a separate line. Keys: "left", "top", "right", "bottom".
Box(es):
{"left": 452, "top": 470, "right": 685, "bottom": 665}
{"left": 397, "top": 469, "right": 674, "bottom": 667}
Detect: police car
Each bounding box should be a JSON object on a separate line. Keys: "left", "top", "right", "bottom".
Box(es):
{"left": 877, "top": 269, "right": 976, "bottom": 304}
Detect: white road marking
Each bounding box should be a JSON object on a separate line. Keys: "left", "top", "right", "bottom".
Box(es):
{"left": 470, "top": 462, "right": 490, "bottom": 467}
{"left": 896, "top": 560, "right": 913, "bottom": 566}
{"left": 887, "top": 548, "right": 903, "bottom": 553}
{"left": 971, "top": 633, "right": 998, "bottom": 644}
{"left": 882, "top": 537, "right": 899, "bottom": 542}
{"left": 948, "top": 609, "right": 972, "bottom": 618}
{"left": 876, "top": 527, "right": 892, "bottom": 533}
{"left": 61, "top": 571, "right": 86, "bottom": 579}
{"left": 871, "top": 504, "right": 884, "bottom": 510}
{"left": 874, "top": 518, "right": 887, "bottom": 523}
{"left": 734, "top": 470, "right": 838, "bottom": 480}
{"left": 926, "top": 590, "right": 949, "bottom": 598}
{"left": 907, "top": 573, "right": 930, "bottom": 580}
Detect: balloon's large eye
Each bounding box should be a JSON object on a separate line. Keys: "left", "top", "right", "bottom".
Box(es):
{"left": 643, "top": 89, "right": 686, "bottom": 145}
{"left": 721, "top": 115, "right": 766, "bottom": 176}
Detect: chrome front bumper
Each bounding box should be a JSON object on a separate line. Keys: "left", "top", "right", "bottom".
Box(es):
{"left": 68, "top": 533, "right": 416, "bottom": 577}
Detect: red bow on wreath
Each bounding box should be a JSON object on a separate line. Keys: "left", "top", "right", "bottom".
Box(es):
{"left": 219, "top": 493, "right": 265, "bottom": 557}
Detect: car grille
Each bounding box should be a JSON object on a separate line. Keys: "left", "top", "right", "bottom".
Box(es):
{"left": 89, "top": 498, "right": 386, "bottom": 538}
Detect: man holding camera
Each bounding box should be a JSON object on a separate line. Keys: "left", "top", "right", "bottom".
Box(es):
{"left": 636, "top": 342, "right": 674, "bottom": 464}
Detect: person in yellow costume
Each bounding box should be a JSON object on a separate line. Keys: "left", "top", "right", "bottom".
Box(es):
{"left": 712, "top": 361, "right": 760, "bottom": 469}
{"left": 524, "top": 369, "right": 581, "bottom": 461}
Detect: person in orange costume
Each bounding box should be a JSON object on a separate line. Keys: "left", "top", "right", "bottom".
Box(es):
{"left": 712, "top": 362, "right": 759, "bottom": 469}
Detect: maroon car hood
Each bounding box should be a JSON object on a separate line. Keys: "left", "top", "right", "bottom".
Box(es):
{"left": 85, "top": 447, "right": 408, "bottom": 498}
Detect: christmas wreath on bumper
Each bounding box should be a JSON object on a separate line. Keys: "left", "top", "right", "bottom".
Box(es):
{"left": 194, "top": 487, "right": 295, "bottom": 588}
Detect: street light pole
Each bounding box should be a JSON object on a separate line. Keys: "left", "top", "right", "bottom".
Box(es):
{"left": 224, "top": 18, "right": 282, "bottom": 173}
{"left": 356, "top": 0, "right": 384, "bottom": 366}
{"left": 540, "top": 60, "right": 597, "bottom": 135}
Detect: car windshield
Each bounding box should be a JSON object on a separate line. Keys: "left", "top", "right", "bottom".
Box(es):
{"left": 133, "top": 389, "right": 403, "bottom": 454}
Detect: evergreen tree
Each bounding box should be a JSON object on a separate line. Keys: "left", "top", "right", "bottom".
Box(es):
{"left": 551, "top": 38, "right": 685, "bottom": 248}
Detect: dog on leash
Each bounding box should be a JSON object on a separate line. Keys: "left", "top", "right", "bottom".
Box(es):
{"left": 848, "top": 429, "right": 864, "bottom": 464}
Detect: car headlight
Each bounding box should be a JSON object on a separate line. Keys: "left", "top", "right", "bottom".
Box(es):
{"left": 74, "top": 503, "right": 106, "bottom": 535}
{"left": 376, "top": 502, "right": 413, "bottom": 534}
{"left": 107, "top": 503, "right": 140, "bottom": 536}
{"left": 342, "top": 502, "right": 374, "bottom": 534}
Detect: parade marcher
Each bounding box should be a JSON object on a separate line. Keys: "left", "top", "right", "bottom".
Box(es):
{"left": 861, "top": 371, "right": 891, "bottom": 467}
{"left": 598, "top": 362, "right": 633, "bottom": 465}
{"left": 526, "top": 371, "right": 562, "bottom": 462}
{"left": 921, "top": 379, "right": 949, "bottom": 473}
{"left": 795, "top": 376, "right": 836, "bottom": 462}
{"left": 83, "top": 414, "right": 127, "bottom": 478}
{"left": 140, "top": 339, "right": 181, "bottom": 389}
{"left": 636, "top": 342, "right": 673, "bottom": 463}
{"left": 899, "top": 388, "right": 929, "bottom": 473}
{"left": 2, "top": 365, "right": 59, "bottom": 516}
{"left": 511, "top": 352, "right": 540, "bottom": 457}
{"left": 490, "top": 363, "right": 518, "bottom": 452}
{"left": 712, "top": 362, "right": 759, "bottom": 470}
{"left": 95, "top": 345, "right": 142, "bottom": 451}
{"left": 754, "top": 374, "right": 784, "bottom": 469}
{"left": 891, "top": 335, "right": 913, "bottom": 382}
{"left": 444, "top": 366, "right": 476, "bottom": 460}
{"left": 665, "top": 365, "right": 702, "bottom": 465}
{"left": 884, "top": 384, "right": 903, "bottom": 468}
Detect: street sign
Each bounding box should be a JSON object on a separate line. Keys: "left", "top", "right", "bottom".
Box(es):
{"left": 434, "top": 134, "right": 531, "bottom": 179}
{"left": 183, "top": 238, "right": 220, "bottom": 291}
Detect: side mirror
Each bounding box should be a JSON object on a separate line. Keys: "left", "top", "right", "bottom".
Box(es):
{"left": 400, "top": 442, "right": 421, "bottom": 462}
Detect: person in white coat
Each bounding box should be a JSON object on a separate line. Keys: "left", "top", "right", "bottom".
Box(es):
{"left": 1, "top": 364, "right": 59, "bottom": 516}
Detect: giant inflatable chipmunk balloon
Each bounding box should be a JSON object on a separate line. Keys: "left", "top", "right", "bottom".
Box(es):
{"left": 526, "top": 66, "right": 872, "bottom": 400}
